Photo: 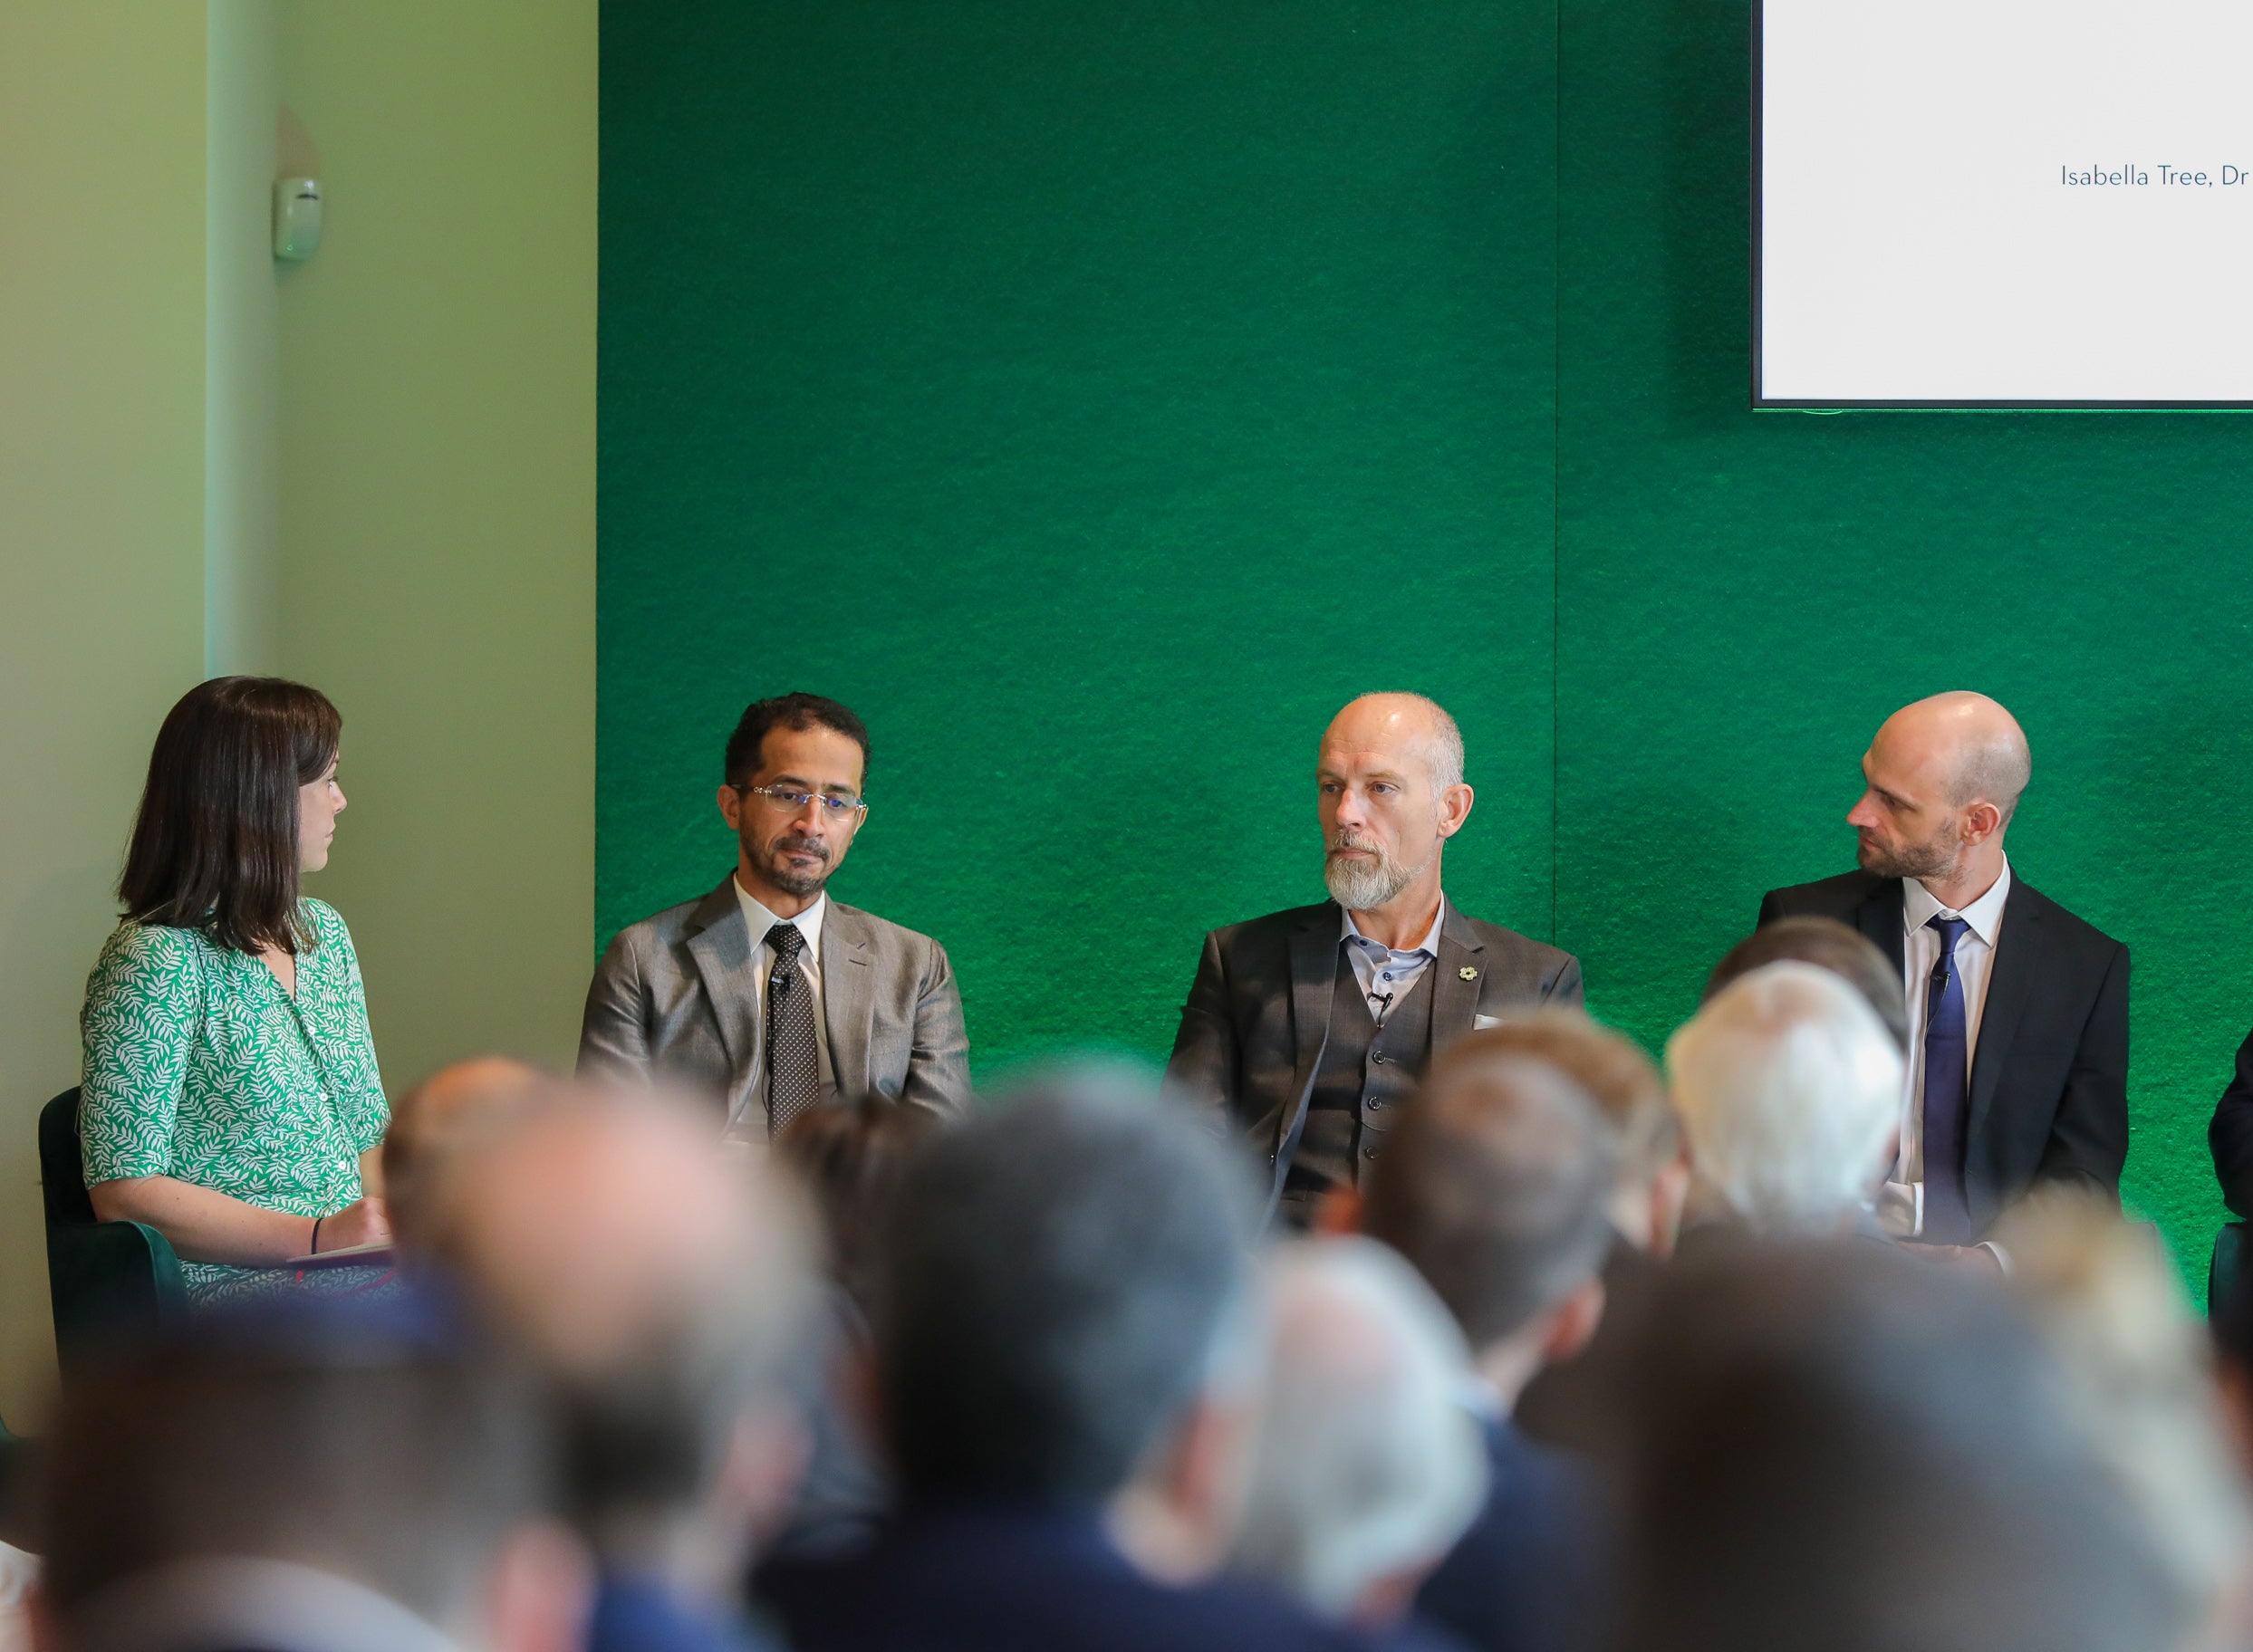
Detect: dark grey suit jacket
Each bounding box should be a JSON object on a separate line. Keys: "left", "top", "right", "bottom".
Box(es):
{"left": 579, "top": 877, "right": 971, "bottom": 1129}
{"left": 1757, "top": 869, "right": 2128, "bottom": 1235}
{"left": 1163, "top": 898, "right": 1584, "bottom": 1204}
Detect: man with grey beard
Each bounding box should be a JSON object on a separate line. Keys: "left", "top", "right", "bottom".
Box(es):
{"left": 1165, "top": 693, "right": 1582, "bottom": 1227}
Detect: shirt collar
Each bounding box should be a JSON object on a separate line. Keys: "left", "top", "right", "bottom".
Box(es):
{"left": 1342, "top": 896, "right": 1447, "bottom": 959}
{"left": 735, "top": 877, "right": 826, "bottom": 965}
{"left": 1902, "top": 857, "right": 2011, "bottom": 949}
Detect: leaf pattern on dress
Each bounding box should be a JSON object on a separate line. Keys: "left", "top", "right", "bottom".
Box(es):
{"left": 78, "top": 898, "right": 390, "bottom": 1299}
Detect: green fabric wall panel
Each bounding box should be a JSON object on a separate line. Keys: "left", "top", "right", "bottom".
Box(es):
{"left": 603, "top": 1, "right": 2242, "bottom": 1282}
{"left": 600, "top": 3, "right": 1562, "bottom": 1068}
{"left": 1555, "top": 0, "right": 2248, "bottom": 1272}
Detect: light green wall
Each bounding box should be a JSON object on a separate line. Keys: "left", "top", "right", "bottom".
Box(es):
{"left": 0, "top": 3, "right": 596, "bottom": 1418}
{"left": 0, "top": 5, "right": 210, "bottom": 1419}
{"left": 206, "top": 0, "right": 282, "bottom": 676}
{"left": 276, "top": 2, "right": 598, "bottom": 1088}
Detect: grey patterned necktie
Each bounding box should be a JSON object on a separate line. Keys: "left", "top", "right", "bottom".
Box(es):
{"left": 765, "top": 922, "right": 818, "bottom": 1136}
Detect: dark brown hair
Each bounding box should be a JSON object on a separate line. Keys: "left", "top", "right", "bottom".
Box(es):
{"left": 1362, "top": 1054, "right": 1619, "bottom": 1349}
{"left": 775, "top": 1093, "right": 936, "bottom": 1312}
{"left": 724, "top": 692, "right": 871, "bottom": 791}
{"left": 1703, "top": 917, "right": 1910, "bottom": 1053}
{"left": 119, "top": 677, "right": 342, "bottom": 955}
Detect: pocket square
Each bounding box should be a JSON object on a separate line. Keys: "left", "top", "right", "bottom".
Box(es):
{"left": 1473, "top": 1013, "right": 1503, "bottom": 1031}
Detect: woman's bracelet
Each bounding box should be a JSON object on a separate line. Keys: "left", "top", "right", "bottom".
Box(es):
{"left": 309, "top": 1215, "right": 324, "bottom": 1255}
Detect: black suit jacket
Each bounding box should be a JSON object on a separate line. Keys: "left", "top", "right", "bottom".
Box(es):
{"left": 1414, "top": 1416, "right": 1608, "bottom": 1652}
{"left": 758, "top": 1501, "right": 1370, "bottom": 1652}
{"left": 1757, "top": 869, "right": 2129, "bottom": 1234}
{"left": 2206, "top": 1027, "right": 2253, "bottom": 1218}
{"left": 1163, "top": 900, "right": 1583, "bottom": 1205}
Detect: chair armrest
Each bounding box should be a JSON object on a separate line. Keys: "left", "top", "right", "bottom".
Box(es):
{"left": 46, "top": 1218, "right": 189, "bottom": 1369}
{"left": 2210, "top": 1222, "right": 2248, "bottom": 1320}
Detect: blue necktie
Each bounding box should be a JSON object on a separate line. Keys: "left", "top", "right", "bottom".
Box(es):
{"left": 1921, "top": 915, "right": 1973, "bottom": 1244}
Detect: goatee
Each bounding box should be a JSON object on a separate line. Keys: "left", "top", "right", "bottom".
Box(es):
{"left": 1324, "top": 842, "right": 1419, "bottom": 912}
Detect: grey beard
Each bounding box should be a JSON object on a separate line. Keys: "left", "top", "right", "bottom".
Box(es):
{"left": 1324, "top": 849, "right": 1420, "bottom": 912}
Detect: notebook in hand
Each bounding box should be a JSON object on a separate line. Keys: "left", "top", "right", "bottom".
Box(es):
{"left": 282, "top": 1240, "right": 394, "bottom": 1269}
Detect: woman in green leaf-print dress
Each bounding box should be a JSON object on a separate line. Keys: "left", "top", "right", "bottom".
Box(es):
{"left": 79, "top": 677, "right": 393, "bottom": 1304}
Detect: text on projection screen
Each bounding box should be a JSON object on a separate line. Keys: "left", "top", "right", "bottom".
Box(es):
{"left": 1759, "top": 0, "right": 2253, "bottom": 403}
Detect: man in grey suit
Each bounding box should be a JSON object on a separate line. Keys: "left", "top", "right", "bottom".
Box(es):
{"left": 1165, "top": 693, "right": 1583, "bottom": 1226}
{"left": 580, "top": 693, "right": 970, "bottom": 1135}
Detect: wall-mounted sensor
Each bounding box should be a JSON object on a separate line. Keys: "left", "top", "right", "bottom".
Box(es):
{"left": 274, "top": 178, "right": 322, "bottom": 261}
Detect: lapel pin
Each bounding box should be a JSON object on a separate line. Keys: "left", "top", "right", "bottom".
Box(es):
{"left": 1459, "top": 965, "right": 1479, "bottom": 981}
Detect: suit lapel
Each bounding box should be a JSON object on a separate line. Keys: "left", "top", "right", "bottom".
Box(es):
{"left": 1431, "top": 901, "right": 1484, "bottom": 1051}
{"left": 823, "top": 902, "right": 876, "bottom": 1096}
{"left": 1857, "top": 876, "right": 1907, "bottom": 979}
{"left": 1968, "top": 886, "right": 2039, "bottom": 1143}
{"left": 684, "top": 879, "right": 760, "bottom": 1103}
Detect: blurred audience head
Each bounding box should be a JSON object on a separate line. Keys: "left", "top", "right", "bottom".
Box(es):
{"left": 875, "top": 1066, "right": 1260, "bottom": 1577}
{"left": 1360, "top": 1051, "right": 1617, "bottom": 1405}
{"left": 1228, "top": 1238, "right": 1486, "bottom": 1628}
{"left": 383, "top": 1056, "right": 556, "bottom": 1254}
{"left": 1608, "top": 1239, "right": 2189, "bottom": 1652}
{"left": 39, "top": 1313, "right": 587, "bottom": 1652}
{"left": 1429, "top": 1011, "right": 1685, "bottom": 1256}
{"left": 421, "top": 1082, "right": 817, "bottom": 1594}
{"left": 1665, "top": 962, "right": 1902, "bottom": 1237}
{"left": 1995, "top": 1192, "right": 2251, "bottom": 1641}
{"left": 1703, "top": 916, "right": 1910, "bottom": 1053}
{"left": 774, "top": 1092, "right": 938, "bottom": 1316}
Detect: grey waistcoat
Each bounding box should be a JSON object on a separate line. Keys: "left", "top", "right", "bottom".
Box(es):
{"left": 1281, "top": 942, "right": 1437, "bottom": 1207}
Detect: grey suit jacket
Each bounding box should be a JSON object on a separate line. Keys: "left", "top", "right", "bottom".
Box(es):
{"left": 1163, "top": 898, "right": 1584, "bottom": 1206}
{"left": 579, "top": 877, "right": 972, "bottom": 1129}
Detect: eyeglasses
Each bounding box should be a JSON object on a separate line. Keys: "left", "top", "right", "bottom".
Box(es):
{"left": 737, "top": 783, "right": 867, "bottom": 817}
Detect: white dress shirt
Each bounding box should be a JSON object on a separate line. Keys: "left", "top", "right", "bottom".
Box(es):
{"left": 1882, "top": 860, "right": 2012, "bottom": 1239}
{"left": 731, "top": 878, "right": 833, "bottom": 1136}
{"left": 1342, "top": 898, "right": 1446, "bottom": 1025}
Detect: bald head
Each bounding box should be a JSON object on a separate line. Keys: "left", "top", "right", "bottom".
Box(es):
{"left": 384, "top": 1056, "right": 557, "bottom": 1254}
{"left": 1881, "top": 692, "right": 2031, "bottom": 821}
{"left": 1317, "top": 695, "right": 1472, "bottom": 917}
{"left": 1848, "top": 693, "right": 2029, "bottom": 896}
{"left": 1322, "top": 694, "right": 1464, "bottom": 792}
{"left": 422, "top": 1086, "right": 815, "bottom": 1553}
{"left": 429, "top": 1088, "right": 805, "bottom": 1380}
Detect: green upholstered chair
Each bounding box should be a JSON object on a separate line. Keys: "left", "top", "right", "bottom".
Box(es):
{"left": 39, "top": 1088, "right": 185, "bottom": 1370}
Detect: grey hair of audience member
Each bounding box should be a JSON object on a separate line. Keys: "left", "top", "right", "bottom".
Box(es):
{"left": 1702, "top": 916, "right": 1910, "bottom": 1053}
{"left": 420, "top": 1081, "right": 819, "bottom": 1555}
{"left": 1362, "top": 1052, "right": 1620, "bottom": 1348}
{"left": 1609, "top": 1239, "right": 2191, "bottom": 1652}
{"left": 38, "top": 1312, "right": 563, "bottom": 1642}
{"left": 1229, "top": 1238, "right": 1488, "bottom": 1622}
{"left": 1666, "top": 963, "right": 1902, "bottom": 1236}
{"left": 876, "top": 1068, "right": 1261, "bottom": 1503}
{"left": 1992, "top": 1190, "right": 2251, "bottom": 1629}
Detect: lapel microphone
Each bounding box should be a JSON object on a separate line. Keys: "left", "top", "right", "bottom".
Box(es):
{"left": 1369, "top": 989, "right": 1395, "bottom": 1016}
